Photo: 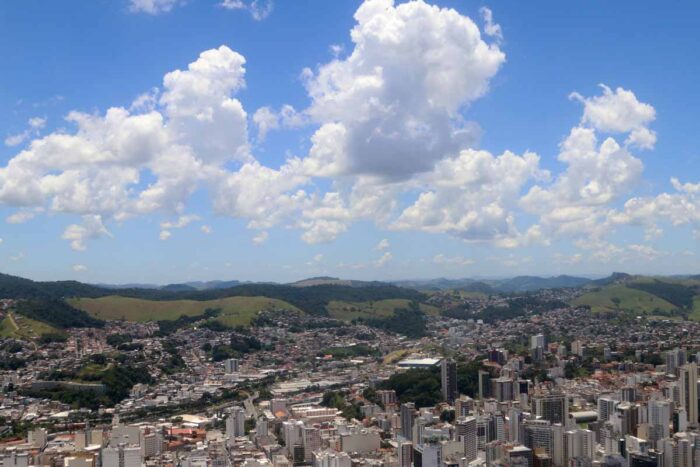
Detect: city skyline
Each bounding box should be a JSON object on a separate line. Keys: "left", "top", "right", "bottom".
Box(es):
{"left": 1, "top": 0, "right": 699, "bottom": 283}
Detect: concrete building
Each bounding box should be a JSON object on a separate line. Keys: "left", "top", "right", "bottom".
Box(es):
{"left": 441, "top": 359, "right": 458, "bottom": 405}
{"left": 533, "top": 393, "right": 568, "bottom": 425}
{"left": 679, "top": 363, "right": 698, "bottom": 427}
{"left": 455, "top": 417, "right": 477, "bottom": 463}
{"left": 400, "top": 402, "right": 416, "bottom": 441}
{"left": 224, "top": 358, "right": 239, "bottom": 374}
{"left": 339, "top": 430, "right": 380, "bottom": 453}
{"left": 101, "top": 445, "right": 142, "bottom": 467}
{"left": 227, "top": 406, "right": 246, "bottom": 439}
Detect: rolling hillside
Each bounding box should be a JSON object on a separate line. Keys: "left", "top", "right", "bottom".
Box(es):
{"left": 69, "top": 296, "right": 302, "bottom": 326}
{"left": 0, "top": 312, "right": 59, "bottom": 340}
{"left": 573, "top": 285, "right": 677, "bottom": 314}
{"left": 573, "top": 276, "right": 700, "bottom": 319}
{"left": 0, "top": 273, "right": 424, "bottom": 316}
{"left": 327, "top": 299, "right": 440, "bottom": 321}
{"left": 394, "top": 275, "right": 592, "bottom": 293}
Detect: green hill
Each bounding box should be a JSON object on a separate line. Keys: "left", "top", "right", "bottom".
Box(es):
{"left": 327, "top": 299, "right": 439, "bottom": 321}
{"left": 573, "top": 284, "right": 678, "bottom": 315}
{"left": 0, "top": 312, "right": 59, "bottom": 340}
{"left": 574, "top": 274, "right": 700, "bottom": 319}
{"left": 69, "top": 296, "right": 302, "bottom": 326}
{"left": 0, "top": 272, "right": 425, "bottom": 317}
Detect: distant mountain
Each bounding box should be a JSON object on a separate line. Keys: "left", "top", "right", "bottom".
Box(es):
{"left": 162, "top": 280, "right": 242, "bottom": 291}
{"left": 589, "top": 272, "right": 634, "bottom": 286}
{"left": 488, "top": 275, "right": 592, "bottom": 293}
{"left": 394, "top": 275, "right": 592, "bottom": 293}
{"left": 0, "top": 272, "right": 426, "bottom": 320}
{"left": 291, "top": 277, "right": 391, "bottom": 288}
{"left": 160, "top": 283, "right": 198, "bottom": 292}
{"left": 393, "top": 278, "right": 494, "bottom": 293}
{"left": 94, "top": 283, "right": 161, "bottom": 290}
{"left": 98, "top": 279, "right": 244, "bottom": 291}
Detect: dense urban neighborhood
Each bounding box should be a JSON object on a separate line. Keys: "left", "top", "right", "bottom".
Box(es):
{"left": 0, "top": 273, "right": 699, "bottom": 467}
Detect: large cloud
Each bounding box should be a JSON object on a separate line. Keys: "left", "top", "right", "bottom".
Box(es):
{"left": 160, "top": 46, "right": 250, "bottom": 164}
{"left": 520, "top": 86, "right": 651, "bottom": 241}
{"left": 129, "top": 0, "right": 181, "bottom": 15}
{"left": 393, "top": 149, "right": 547, "bottom": 245}
{"left": 0, "top": 46, "right": 249, "bottom": 249}
{"left": 299, "top": 0, "right": 505, "bottom": 180}
{"left": 213, "top": 0, "right": 508, "bottom": 244}
{"left": 607, "top": 177, "right": 700, "bottom": 237}
{"left": 0, "top": 0, "right": 684, "bottom": 261}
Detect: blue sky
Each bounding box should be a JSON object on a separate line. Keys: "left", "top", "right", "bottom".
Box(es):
{"left": 0, "top": 0, "right": 698, "bottom": 283}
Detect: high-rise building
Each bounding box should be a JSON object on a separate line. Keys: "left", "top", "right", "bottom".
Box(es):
{"left": 531, "top": 334, "right": 545, "bottom": 349}
{"left": 256, "top": 416, "right": 269, "bottom": 438}
{"left": 629, "top": 451, "right": 660, "bottom": 467}
{"left": 647, "top": 399, "right": 671, "bottom": 445}
{"left": 441, "top": 359, "right": 457, "bottom": 405}
{"left": 101, "top": 445, "right": 142, "bottom": 467}
{"left": 494, "top": 377, "right": 515, "bottom": 402}
{"left": 679, "top": 363, "right": 698, "bottom": 427}
{"left": 478, "top": 370, "right": 492, "bottom": 400}
{"left": 226, "top": 406, "right": 246, "bottom": 439}
{"left": 621, "top": 387, "right": 637, "bottom": 403}
{"left": 302, "top": 427, "right": 321, "bottom": 461}
{"left": 488, "top": 348, "right": 508, "bottom": 365}
{"left": 523, "top": 420, "right": 554, "bottom": 457}
{"left": 508, "top": 446, "right": 533, "bottom": 467}
{"left": 282, "top": 420, "right": 303, "bottom": 456}
{"left": 531, "top": 334, "right": 546, "bottom": 362}
{"left": 377, "top": 390, "right": 397, "bottom": 407}
{"left": 400, "top": 402, "right": 416, "bottom": 441}
{"left": 454, "top": 417, "right": 477, "bottom": 462}
{"left": 476, "top": 414, "right": 492, "bottom": 450}
{"left": 398, "top": 441, "right": 413, "bottom": 467}
{"left": 598, "top": 396, "right": 619, "bottom": 423}
{"left": 224, "top": 358, "right": 239, "bottom": 374}
{"left": 666, "top": 348, "right": 687, "bottom": 375}
{"left": 140, "top": 429, "right": 163, "bottom": 458}
{"left": 616, "top": 403, "right": 639, "bottom": 436}
{"left": 565, "top": 429, "right": 594, "bottom": 464}
{"left": 455, "top": 395, "right": 474, "bottom": 418}
{"left": 493, "top": 413, "right": 506, "bottom": 442}
{"left": 534, "top": 393, "right": 569, "bottom": 425}
{"left": 508, "top": 408, "right": 523, "bottom": 443}
{"left": 413, "top": 442, "right": 441, "bottom": 467}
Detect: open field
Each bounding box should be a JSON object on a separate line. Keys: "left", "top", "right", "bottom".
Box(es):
{"left": 327, "top": 299, "right": 439, "bottom": 321}
{"left": 572, "top": 285, "right": 677, "bottom": 314}
{"left": 0, "top": 312, "right": 58, "bottom": 339}
{"left": 70, "top": 295, "right": 302, "bottom": 326}
{"left": 687, "top": 296, "right": 700, "bottom": 321}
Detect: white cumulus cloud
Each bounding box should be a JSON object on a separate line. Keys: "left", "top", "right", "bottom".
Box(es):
{"left": 4, "top": 116, "right": 46, "bottom": 147}
{"left": 375, "top": 238, "right": 390, "bottom": 251}
{"left": 129, "top": 0, "right": 181, "bottom": 15}
{"left": 61, "top": 215, "right": 111, "bottom": 251}
{"left": 220, "top": 0, "right": 273, "bottom": 20}
{"left": 433, "top": 254, "right": 475, "bottom": 267}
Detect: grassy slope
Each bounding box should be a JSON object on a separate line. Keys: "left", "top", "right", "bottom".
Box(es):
{"left": 573, "top": 285, "right": 677, "bottom": 314}
{"left": 69, "top": 295, "right": 302, "bottom": 326}
{"left": 688, "top": 296, "right": 700, "bottom": 321}
{"left": 327, "top": 298, "right": 440, "bottom": 321}
{"left": 0, "top": 312, "right": 58, "bottom": 339}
